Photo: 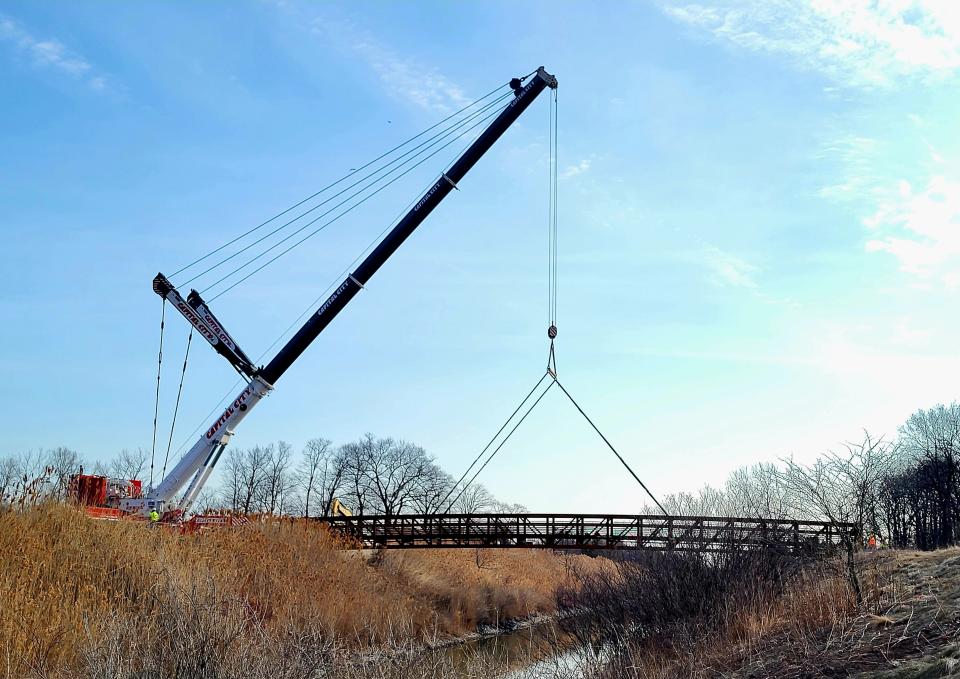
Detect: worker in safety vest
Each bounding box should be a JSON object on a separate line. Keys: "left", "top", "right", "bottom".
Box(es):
{"left": 149, "top": 509, "right": 160, "bottom": 523}
{"left": 867, "top": 534, "right": 877, "bottom": 550}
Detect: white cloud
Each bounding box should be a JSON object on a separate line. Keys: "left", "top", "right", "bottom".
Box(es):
{"left": 864, "top": 174, "right": 960, "bottom": 285}
{"left": 662, "top": 1, "right": 960, "bottom": 88}
{"left": 890, "top": 318, "right": 933, "bottom": 346}
{"left": 698, "top": 244, "right": 759, "bottom": 288}
{"left": 560, "top": 158, "right": 591, "bottom": 179}
{"left": 815, "top": 134, "right": 886, "bottom": 201}
{"left": 311, "top": 17, "right": 468, "bottom": 113}
{"left": 0, "top": 15, "right": 107, "bottom": 90}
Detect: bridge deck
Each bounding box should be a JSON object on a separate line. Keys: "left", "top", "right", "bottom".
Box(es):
{"left": 318, "top": 513, "right": 857, "bottom": 553}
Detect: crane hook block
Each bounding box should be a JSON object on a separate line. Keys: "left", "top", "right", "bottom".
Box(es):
{"left": 548, "top": 325, "right": 558, "bottom": 339}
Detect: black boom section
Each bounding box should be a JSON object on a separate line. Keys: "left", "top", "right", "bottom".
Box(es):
{"left": 260, "top": 67, "right": 558, "bottom": 385}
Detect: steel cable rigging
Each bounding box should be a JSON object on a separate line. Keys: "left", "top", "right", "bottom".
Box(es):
{"left": 149, "top": 80, "right": 523, "bottom": 477}
{"left": 204, "top": 97, "right": 514, "bottom": 300}
{"left": 169, "top": 82, "right": 513, "bottom": 281}
{"left": 165, "top": 189, "right": 427, "bottom": 464}
{"left": 160, "top": 327, "right": 192, "bottom": 481}
{"left": 148, "top": 299, "right": 165, "bottom": 489}
{"left": 443, "top": 88, "right": 668, "bottom": 516}
{"left": 147, "top": 67, "right": 664, "bottom": 518}
{"left": 160, "top": 87, "right": 522, "bottom": 463}
{"left": 171, "top": 88, "right": 516, "bottom": 297}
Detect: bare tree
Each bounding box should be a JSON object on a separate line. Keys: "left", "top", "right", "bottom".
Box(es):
{"left": 725, "top": 463, "right": 791, "bottom": 519}
{"left": 318, "top": 449, "right": 349, "bottom": 516}
{"left": 300, "top": 438, "right": 337, "bottom": 517}
{"left": 333, "top": 434, "right": 452, "bottom": 517}
{"left": 220, "top": 448, "right": 245, "bottom": 513}
{"left": 0, "top": 456, "right": 18, "bottom": 504}
{"left": 240, "top": 445, "right": 272, "bottom": 514}
{"left": 893, "top": 404, "right": 960, "bottom": 547}
{"left": 410, "top": 463, "right": 455, "bottom": 514}
{"left": 47, "top": 447, "right": 82, "bottom": 501}
{"left": 491, "top": 500, "right": 528, "bottom": 513}
{"left": 339, "top": 440, "right": 372, "bottom": 516}
{"left": 263, "top": 441, "right": 293, "bottom": 514}
{"left": 362, "top": 437, "right": 432, "bottom": 517}
{"left": 782, "top": 432, "right": 896, "bottom": 603}
{"left": 450, "top": 483, "right": 495, "bottom": 514}
{"left": 15, "top": 450, "right": 49, "bottom": 486}
{"left": 109, "top": 448, "right": 148, "bottom": 481}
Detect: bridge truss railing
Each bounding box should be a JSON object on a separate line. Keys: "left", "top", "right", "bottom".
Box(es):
{"left": 318, "top": 513, "right": 858, "bottom": 554}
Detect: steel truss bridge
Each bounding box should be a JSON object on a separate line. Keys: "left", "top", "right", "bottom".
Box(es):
{"left": 318, "top": 513, "right": 857, "bottom": 554}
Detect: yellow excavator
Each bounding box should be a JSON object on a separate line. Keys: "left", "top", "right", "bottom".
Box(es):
{"left": 328, "top": 498, "right": 353, "bottom": 517}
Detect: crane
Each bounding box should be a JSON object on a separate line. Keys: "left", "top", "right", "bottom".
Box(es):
{"left": 74, "top": 67, "right": 558, "bottom": 522}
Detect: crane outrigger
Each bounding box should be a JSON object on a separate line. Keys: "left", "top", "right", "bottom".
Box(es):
{"left": 106, "top": 67, "right": 558, "bottom": 521}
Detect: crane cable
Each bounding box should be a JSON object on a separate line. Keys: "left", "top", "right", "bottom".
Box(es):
{"left": 148, "top": 301, "right": 193, "bottom": 490}
{"left": 546, "top": 87, "right": 559, "bottom": 375}
{"left": 444, "top": 92, "right": 561, "bottom": 513}
{"left": 169, "top": 81, "right": 514, "bottom": 281}
{"left": 148, "top": 299, "right": 166, "bottom": 490}
{"left": 204, "top": 97, "right": 514, "bottom": 300}
{"left": 443, "top": 375, "right": 555, "bottom": 513}
{"left": 438, "top": 372, "right": 551, "bottom": 512}
{"left": 444, "top": 89, "right": 668, "bottom": 515}
{"left": 185, "top": 91, "right": 515, "bottom": 293}
{"left": 160, "top": 327, "right": 193, "bottom": 480}
{"left": 553, "top": 379, "right": 668, "bottom": 515}
{"left": 164, "top": 105, "right": 501, "bottom": 463}
{"left": 149, "top": 75, "right": 537, "bottom": 489}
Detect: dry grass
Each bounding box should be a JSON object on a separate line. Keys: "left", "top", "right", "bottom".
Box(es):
{"left": 573, "top": 548, "right": 960, "bottom": 678}
{"left": 0, "top": 504, "right": 599, "bottom": 678}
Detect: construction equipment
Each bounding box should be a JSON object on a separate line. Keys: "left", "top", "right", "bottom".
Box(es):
{"left": 74, "top": 67, "right": 558, "bottom": 523}
{"left": 329, "top": 498, "right": 353, "bottom": 517}
{"left": 68, "top": 474, "right": 143, "bottom": 520}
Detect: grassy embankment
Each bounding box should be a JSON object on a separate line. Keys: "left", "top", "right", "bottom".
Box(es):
{"left": 559, "top": 547, "right": 960, "bottom": 678}
{"left": 0, "top": 504, "right": 597, "bottom": 678}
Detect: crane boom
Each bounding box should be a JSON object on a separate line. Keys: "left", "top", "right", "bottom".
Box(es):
{"left": 124, "top": 67, "right": 558, "bottom": 518}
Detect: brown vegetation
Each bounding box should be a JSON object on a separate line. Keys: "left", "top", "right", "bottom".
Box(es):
{"left": 0, "top": 504, "right": 596, "bottom": 678}
{"left": 558, "top": 548, "right": 960, "bottom": 678}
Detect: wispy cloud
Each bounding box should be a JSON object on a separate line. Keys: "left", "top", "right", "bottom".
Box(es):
{"left": 815, "top": 134, "right": 887, "bottom": 202}
{"left": 697, "top": 244, "right": 759, "bottom": 288}
{"left": 561, "top": 158, "right": 592, "bottom": 179}
{"left": 864, "top": 174, "right": 960, "bottom": 286}
{"left": 0, "top": 15, "right": 107, "bottom": 91}
{"left": 311, "top": 17, "right": 468, "bottom": 113}
{"left": 661, "top": 1, "right": 960, "bottom": 89}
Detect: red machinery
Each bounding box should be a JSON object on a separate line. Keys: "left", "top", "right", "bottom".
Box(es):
{"left": 69, "top": 474, "right": 143, "bottom": 520}
{"left": 69, "top": 472, "right": 248, "bottom": 530}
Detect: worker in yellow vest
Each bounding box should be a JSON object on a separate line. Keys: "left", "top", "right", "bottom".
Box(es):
{"left": 149, "top": 509, "right": 160, "bottom": 524}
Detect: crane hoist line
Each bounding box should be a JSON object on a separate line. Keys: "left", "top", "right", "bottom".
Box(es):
{"left": 115, "top": 67, "right": 559, "bottom": 521}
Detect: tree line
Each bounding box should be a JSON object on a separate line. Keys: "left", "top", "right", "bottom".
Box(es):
{"left": 216, "top": 433, "right": 524, "bottom": 517}
{"left": 4, "top": 403, "right": 960, "bottom": 550}
{"left": 642, "top": 403, "right": 960, "bottom": 552}
{"left": 0, "top": 434, "right": 524, "bottom": 518}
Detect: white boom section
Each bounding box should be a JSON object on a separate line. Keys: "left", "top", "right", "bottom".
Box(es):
{"left": 121, "top": 375, "right": 273, "bottom": 516}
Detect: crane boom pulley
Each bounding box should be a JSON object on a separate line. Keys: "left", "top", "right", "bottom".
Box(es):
{"left": 123, "top": 67, "right": 559, "bottom": 519}
{"left": 152, "top": 273, "right": 257, "bottom": 378}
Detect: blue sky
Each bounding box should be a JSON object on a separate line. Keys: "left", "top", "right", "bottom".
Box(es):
{"left": 2, "top": 1, "right": 960, "bottom": 512}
